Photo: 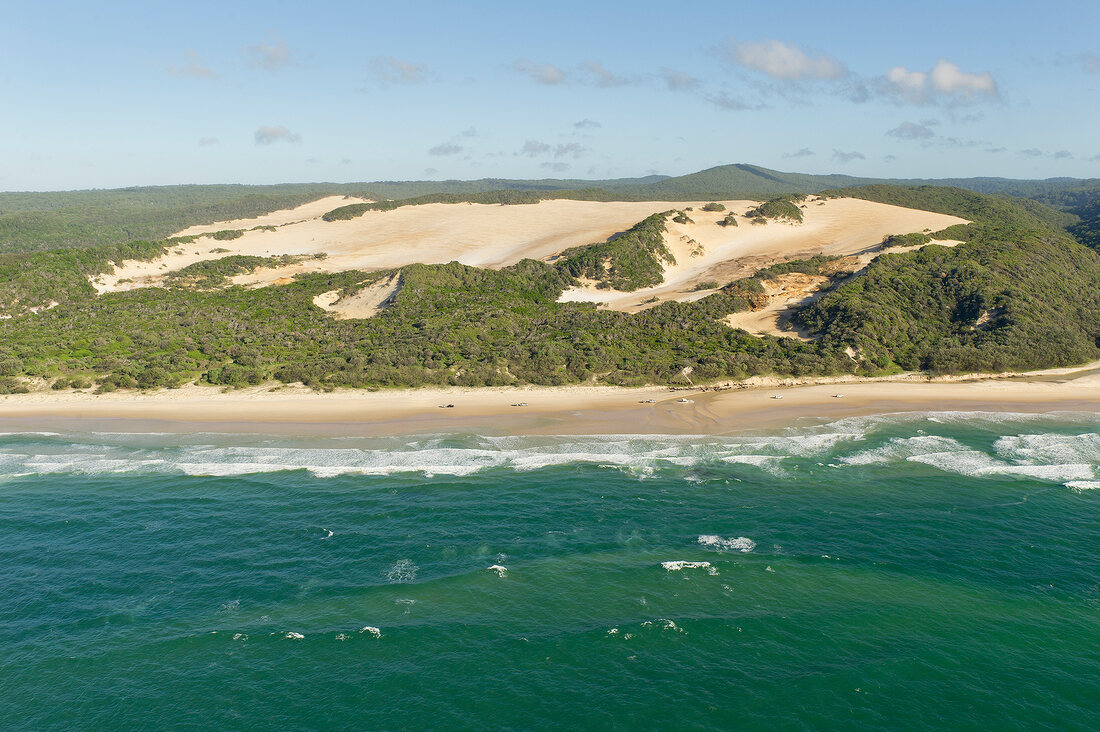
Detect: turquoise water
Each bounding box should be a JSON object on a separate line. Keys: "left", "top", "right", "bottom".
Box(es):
{"left": 2, "top": 412, "right": 1100, "bottom": 730}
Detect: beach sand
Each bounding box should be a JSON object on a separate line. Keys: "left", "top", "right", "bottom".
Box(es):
{"left": 2, "top": 365, "right": 1097, "bottom": 437}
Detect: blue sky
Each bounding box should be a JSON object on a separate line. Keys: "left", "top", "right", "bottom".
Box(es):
{"left": 2, "top": 0, "right": 1098, "bottom": 190}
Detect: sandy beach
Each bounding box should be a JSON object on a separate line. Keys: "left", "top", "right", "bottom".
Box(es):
{"left": 2, "top": 365, "right": 1098, "bottom": 437}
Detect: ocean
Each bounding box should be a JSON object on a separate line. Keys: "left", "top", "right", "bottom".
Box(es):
{"left": 2, "top": 411, "right": 1099, "bottom": 730}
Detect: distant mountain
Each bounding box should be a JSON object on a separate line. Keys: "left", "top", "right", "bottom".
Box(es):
{"left": 606, "top": 163, "right": 1100, "bottom": 203}
{"left": 612, "top": 163, "right": 883, "bottom": 198}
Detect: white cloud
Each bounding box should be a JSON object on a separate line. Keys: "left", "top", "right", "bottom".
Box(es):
{"left": 706, "top": 91, "right": 754, "bottom": 111}
{"left": 428, "top": 143, "right": 463, "bottom": 156}
{"left": 726, "top": 39, "right": 846, "bottom": 80}
{"left": 520, "top": 140, "right": 586, "bottom": 158}
{"left": 198, "top": 137, "right": 219, "bottom": 146}
{"left": 553, "top": 142, "right": 586, "bottom": 159}
{"left": 884, "top": 67, "right": 927, "bottom": 101}
{"left": 513, "top": 59, "right": 565, "bottom": 85}
{"left": 574, "top": 118, "right": 601, "bottom": 130}
{"left": 832, "top": 150, "right": 865, "bottom": 163}
{"left": 782, "top": 148, "right": 815, "bottom": 158}
{"left": 929, "top": 60, "right": 997, "bottom": 97}
{"left": 254, "top": 125, "right": 301, "bottom": 144}
{"left": 247, "top": 35, "right": 293, "bottom": 71}
{"left": 520, "top": 140, "right": 552, "bottom": 156}
{"left": 583, "top": 61, "right": 628, "bottom": 87}
{"left": 883, "top": 59, "right": 997, "bottom": 103}
{"left": 660, "top": 67, "right": 698, "bottom": 91}
{"left": 1017, "top": 148, "right": 1075, "bottom": 160}
{"left": 541, "top": 162, "right": 570, "bottom": 172}
{"left": 886, "top": 121, "right": 935, "bottom": 140}
{"left": 372, "top": 56, "right": 427, "bottom": 83}
{"left": 168, "top": 50, "right": 217, "bottom": 79}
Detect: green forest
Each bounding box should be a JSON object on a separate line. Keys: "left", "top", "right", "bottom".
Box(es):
{"left": 0, "top": 175, "right": 1098, "bottom": 393}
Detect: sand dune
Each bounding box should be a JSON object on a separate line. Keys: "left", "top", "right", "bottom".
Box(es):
{"left": 558, "top": 198, "right": 968, "bottom": 312}
{"left": 174, "top": 195, "right": 372, "bottom": 234}
{"left": 313, "top": 272, "right": 403, "bottom": 319}
{"left": 94, "top": 198, "right": 688, "bottom": 293}
{"left": 90, "top": 195, "right": 967, "bottom": 312}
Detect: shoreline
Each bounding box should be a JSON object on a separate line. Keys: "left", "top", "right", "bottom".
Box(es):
{"left": 2, "top": 363, "right": 1099, "bottom": 436}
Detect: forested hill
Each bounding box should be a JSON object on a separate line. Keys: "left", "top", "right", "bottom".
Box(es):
{"left": 0, "top": 183, "right": 1097, "bottom": 393}
{"left": 3, "top": 165, "right": 1098, "bottom": 254}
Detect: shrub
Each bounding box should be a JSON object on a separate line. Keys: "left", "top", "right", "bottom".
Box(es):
{"left": 881, "top": 232, "right": 932, "bottom": 248}
{"left": 744, "top": 196, "right": 804, "bottom": 223}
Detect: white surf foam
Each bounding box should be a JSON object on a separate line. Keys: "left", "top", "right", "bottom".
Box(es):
{"left": 994, "top": 432, "right": 1100, "bottom": 465}
{"left": 841, "top": 435, "right": 966, "bottom": 465}
{"left": 661, "top": 560, "right": 717, "bottom": 575}
{"left": 385, "top": 559, "right": 418, "bottom": 583}
{"left": 697, "top": 535, "right": 756, "bottom": 552}
{"left": 0, "top": 414, "right": 1093, "bottom": 482}
{"left": 840, "top": 431, "right": 1098, "bottom": 486}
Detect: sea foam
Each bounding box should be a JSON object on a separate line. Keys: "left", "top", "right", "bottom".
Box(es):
{"left": 697, "top": 535, "right": 756, "bottom": 552}
{"left": 0, "top": 415, "right": 1095, "bottom": 486}
{"left": 662, "top": 561, "right": 718, "bottom": 575}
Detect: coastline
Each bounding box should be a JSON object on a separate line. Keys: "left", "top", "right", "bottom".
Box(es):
{"left": 2, "top": 363, "right": 1099, "bottom": 437}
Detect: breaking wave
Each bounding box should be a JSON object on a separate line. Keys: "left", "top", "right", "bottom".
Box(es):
{"left": 0, "top": 412, "right": 1094, "bottom": 491}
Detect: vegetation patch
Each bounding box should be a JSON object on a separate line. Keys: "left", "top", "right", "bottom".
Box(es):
{"left": 554, "top": 212, "right": 675, "bottom": 291}
{"left": 744, "top": 194, "right": 806, "bottom": 223}
{"left": 164, "top": 254, "right": 324, "bottom": 289}
{"left": 0, "top": 240, "right": 166, "bottom": 315}
{"left": 880, "top": 232, "right": 933, "bottom": 248}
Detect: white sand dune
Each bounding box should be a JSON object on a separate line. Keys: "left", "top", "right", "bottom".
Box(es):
{"left": 558, "top": 198, "right": 968, "bottom": 312}
{"left": 93, "top": 198, "right": 687, "bottom": 293}
{"left": 90, "top": 195, "right": 967, "bottom": 315}
{"left": 312, "top": 272, "right": 403, "bottom": 319}
{"left": 175, "top": 195, "right": 372, "bottom": 234}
